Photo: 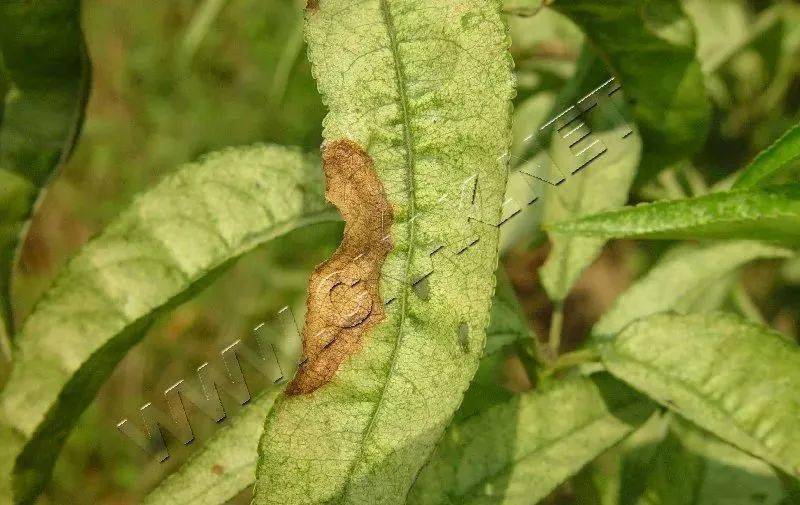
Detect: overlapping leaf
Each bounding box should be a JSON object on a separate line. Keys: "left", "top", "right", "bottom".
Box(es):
{"left": 253, "top": 1, "right": 514, "bottom": 503}
{"left": 632, "top": 419, "right": 787, "bottom": 505}
{"left": 602, "top": 312, "right": 800, "bottom": 478}
{"left": 551, "top": 0, "right": 711, "bottom": 181}
{"left": 0, "top": 0, "right": 91, "bottom": 351}
{"left": 0, "top": 145, "right": 335, "bottom": 505}
{"left": 141, "top": 270, "right": 530, "bottom": 505}
{"left": 538, "top": 51, "right": 641, "bottom": 303}
{"left": 407, "top": 374, "right": 655, "bottom": 505}
{"left": 549, "top": 185, "right": 800, "bottom": 246}
{"left": 142, "top": 388, "right": 281, "bottom": 505}
{"left": 593, "top": 241, "right": 792, "bottom": 338}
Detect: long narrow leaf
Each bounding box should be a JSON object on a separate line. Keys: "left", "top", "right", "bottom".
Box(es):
{"left": 734, "top": 122, "right": 800, "bottom": 190}
{"left": 549, "top": 185, "right": 800, "bottom": 246}
{"left": 141, "top": 388, "right": 281, "bottom": 505}
{"left": 0, "top": 0, "right": 91, "bottom": 347}
{"left": 0, "top": 145, "right": 335, "bottom": 505}
{"left": 252, "top": 1, "right": 515, "bottom": 503}
{"left": 141, "top": 271, "right": 530, "bottom": 505}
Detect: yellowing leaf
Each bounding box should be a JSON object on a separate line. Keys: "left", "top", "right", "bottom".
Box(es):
{"left": 602, "top": 312, "right": 800, "bottom": 478}
{"left": 253, "top": 0, "right": 514, "bottom": 503}
{"left": 0, "top": 145, "right": 334, "bottom": 505}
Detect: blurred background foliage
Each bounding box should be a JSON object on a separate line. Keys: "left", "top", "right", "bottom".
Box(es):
{"left": 9, "top": 0, "right": 798, "bottom": 503}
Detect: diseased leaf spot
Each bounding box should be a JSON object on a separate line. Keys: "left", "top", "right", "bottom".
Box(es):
{"left": 286, "top": 139, "right": 393, "bottom": 395}
{"left": 211, "top": 464, "right": 224, "bottom": 475}
{"left": 306, "top": 0, "right": 319, "bottom": 12}
{"left": 458, "top": 322, "right": 470, "bottom": 353}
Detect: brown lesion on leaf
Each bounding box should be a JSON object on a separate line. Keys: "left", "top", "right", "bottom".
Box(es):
{"left": 286, "top": 139, "right": 393, "bottom": 396}
{"left": 306, "top": 0, "right": 319, "bottom": 12}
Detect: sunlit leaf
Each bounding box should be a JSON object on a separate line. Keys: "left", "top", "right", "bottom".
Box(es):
{"left": 593, "top": 241, "right": 792, "bottom": 338}
{"left": 141, "top": 388, "right": 281, "bottom": 505}
{"left": 252, "top": 0, "right": 515, "bottom": 502}
{"left": 141, "top": 271, "right": 530, "bottom": 505}
{"left": 0, "top": 145, "right": 335, "bottom": 505}
{"left": 602, "top": 312, "right": 800, "bottom": 478}
{"left": 549, "top": 185, "right": 800, "bottom": 246}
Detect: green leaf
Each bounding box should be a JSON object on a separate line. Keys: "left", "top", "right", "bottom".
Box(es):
{"left": 682, "top": 0, "right": 783, "bottom": 76}
{"left": 602, "top": 312, "right": 800, "bottom": 479}
{"left": 0, "top": 0, "right": 91, "bottom": 349}
{"left": 631, "top": 417, "right": 786, "bottom": 505}
{"left": 539, "top": 50, "right": 642, "bottom": 302}
{"left": 549, "top": 185, "right": 800, "bottom": 246}
{"left": 632, "top": 428, "right": 706, "bottom": 505}
{"left": 593, "top": 241, "right": 792, "bottom": 339}
{"left": 733, "top": 122, "right": 800, "bottom": 190}
{"left": 407, "top": 374, "right": 655, "bottom": 505}
{"left": 141, "top": 387, "right": 281, "bottom": 505}
{"left": 252, "top": 1, "right": 514, "bottom": 503}
{"left": 551, "top": 0, "right": 711, "bottom": 181}
{"left": 142, "top": 273, "right": 530, "bottom": 505}
{"left": 457, "top": 269, "right": 535, "bottom": 421}
{"left": 0, "top": 145, "right": 335, "bottom": 505}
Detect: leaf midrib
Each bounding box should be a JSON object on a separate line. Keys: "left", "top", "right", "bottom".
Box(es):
{"left": 337, "top": 0, "right": 420, "bottom": 501}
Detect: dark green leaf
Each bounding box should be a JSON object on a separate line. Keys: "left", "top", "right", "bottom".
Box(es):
{"left": 551, "top": 0, "right": 711, "bottom": 182}
{"left": 0, "top": 0, "right": 91, "bottom": 346}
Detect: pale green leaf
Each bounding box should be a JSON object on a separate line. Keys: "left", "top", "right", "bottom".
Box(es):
{"left": 593, "top": 241, "right": 792, "bottom": 339}
{"left": 602, "top": 312, "right": 800, "bottom": 478}
{"left": 733, "top": 122, "right": 800, "bottom": 190}
{"left": 252, "top": 1, "right": 514, "bottom": 504}
{"left": 0, "top": 145, "right": 335, "bottom": 505}
{"left": 549, "top": 185, "right": 800, "bottom": 246}
{"left": 782, "top": 255, "right": 800, "bottom": 285}
{"left": 539, "top": 51, "right": 641, "bottom": 302}
{"left": 141, "top": 388, "right": 281, "bottom": 505}
{"left": 551, "top": 0, "right": 711, "bottom": 181}
{"left": 0, "top": 0, "right": 91, "bottom": 352}
{"left": 141, "top": 273, "right": 530, "bottom": 505}
{"left": 682, "top": 0, "right": 752, "bottom": 74}
{"left": 407, "top": 374, "right": 655, "bottom": 505}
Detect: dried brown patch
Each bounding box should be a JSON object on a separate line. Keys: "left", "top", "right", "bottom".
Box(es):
{"left": 211, "top": 464, "right": 224, "bottom": 475}
{"left": 306, "top": 0, "right": 319, "bottom": 12}
{"left": 286, "top": 139, "right": 393, "bottom": 395}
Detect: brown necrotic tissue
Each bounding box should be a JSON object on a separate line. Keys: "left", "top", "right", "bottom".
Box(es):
{"left": 286, "top": 139, "right": 393, "bottom": 395}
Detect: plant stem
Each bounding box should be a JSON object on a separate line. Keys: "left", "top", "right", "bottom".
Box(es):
{"left": 542, "top": 348, "right": 601, "bottom": 378}
{"left": 548, "top": 304, "right": 564, "bottom": 357}
{"left": 732, "top": 282, "right": 766, "bottom": 325}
